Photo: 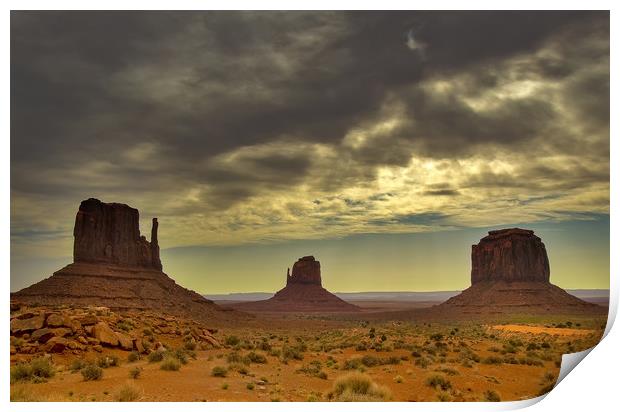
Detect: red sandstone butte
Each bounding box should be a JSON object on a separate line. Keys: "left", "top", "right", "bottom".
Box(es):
{"left": 438, "top": 228, "right": 598, "bottom": 313}
{"left": 235, "top": 256, "right": 360, "bottom": 312}
{"left": 471, "top": 228, "right": 550, "bottom": 284}
{"left": 12, "top": 198, "right": 240, "bottom": 323}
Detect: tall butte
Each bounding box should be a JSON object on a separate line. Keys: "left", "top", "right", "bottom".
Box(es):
{"left": 12, "top": 198, "right": 233, "bottom": 322}
{"left": 235, "top": 256, "right": 360, "bottom": 312}
{"left": 439, "top": 228, "right": 600, "bottom": 313}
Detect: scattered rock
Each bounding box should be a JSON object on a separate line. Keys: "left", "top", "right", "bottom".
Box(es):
{"left": 45, "top": 336, "right": 68, "bottom": 353}
{"left": 10, "top": 314, "right": 45, "bottom": 334}
{"left": 92, "top": 322, "right": 119, "bottom": 347}
{"left": 116, "top": 332, "right": 133, "bottom": 350}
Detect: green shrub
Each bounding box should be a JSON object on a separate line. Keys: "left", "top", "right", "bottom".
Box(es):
{"left": 483, "top": 356, "right": 503, "bottom": 365}
{"left": 225, "top": 335, "right": 240, "bottom": 346}
{"left": 246, "top": 383, "right": 255, "bottom": 390}
{"left": 281, "top": 345, "right": 304, "bottom": 361}
{"left": 211, "top": 366, "right": 228, "bottom": 377}
{"left": 147, "top": 351, "right": 164, "bottom": 363}
{"left": 11, "top": 357, "right": 56, "bottom": 383}
{"left": 246, "top": 351, "right": 267, "bottom": 364}
{"left": 160, "top": 356, "right": 181, "bottom": 371}
{"left": 10, "top": 363, "right": 32, "bottom": 383}
{"left": 81, "top": 364, "right": 103, "bottom": 381}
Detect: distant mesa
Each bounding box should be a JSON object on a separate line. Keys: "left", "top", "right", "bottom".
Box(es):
{"left": 12, "top": 198, "right": 236, "bottom": 322}
{"left": 234, "top": 256, "right": 360, "bottom": 312}
{"left": 439, "top": 228, "right": 600, "bottom": 313}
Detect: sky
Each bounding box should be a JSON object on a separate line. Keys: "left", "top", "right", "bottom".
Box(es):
{"left": 10, "top": 11, "right": 609, "bottom": 293}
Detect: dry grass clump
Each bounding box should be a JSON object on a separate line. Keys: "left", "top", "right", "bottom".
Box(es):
{"left": 10, "top": 387, "right": 44, "bottom": 402}
{"left": 327, "top": 372, "right": 392, "bottom": 402}
{"left": 116, "top": 383, "right": 142, "bottom": 401}
{"left": 160, "top": 356, "right": 181, "bottom": 371}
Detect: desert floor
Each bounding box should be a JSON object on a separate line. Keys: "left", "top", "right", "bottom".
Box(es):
{"left": 10, "top": 302, "right": 607, "bottom": 402}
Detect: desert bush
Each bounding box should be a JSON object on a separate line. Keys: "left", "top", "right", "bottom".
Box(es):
{"left": 221, "top": 383, "right": 229, "bottom": 390}
{"left": 246, "top": 383, "right": 255, "bottom": 390}
{"left": 81, "top": 364, "right": 103, "bottom": 381}
{"left": 10, "top": 363, "right": 32, "bottom": 383}
{"left": 116, "top": 383, "right": 141, "bottom": 401}
{"left": 281, "top": 345, "right": 304, "bottom": 361}
{"left": 225, "top": 335, "right": 240, "bottom": 346}
{"left": 246, "top": 351, "right": 267, "bottom": 364}
{"left": 11, "top": 357, "right": 56, "bottom": 383}
{"left": 127, "top": 351, "right": 140, "bottom": 362}
{"left": 414, "top": 356, "right": 432, "bottom": 368}
{"left": 116, "top": 320, "right": 134, "bottom": 332}
{"left": 211, "top": 366, "right": 228, "bottom": 377}
{"left": 129, "top": 367, "right": 142, "bottom": 379}
{"left": 257, "top": 340, "right": 272, "bottom": 351}
{"left": 97, "top": 355, "right": 120, "bottom": 368}
{"left": 184, "top": 340, "right": 197, "bottom": 351}
{"left": 147, "top": 351, "right": 164, "bottom": 363}
{"left": 483, "top": 356, "right": 503, "bottom": 365}
{"left": 160, "top": 356, "right": 181, "bottom": 371}
{"left": 484, "top": 390, "right": 501, "bottom": 402}
{"left": 173, "top": 349, "right": 190, "bottom": 365}
{"left": 435, "top": 366, "right": 459, "bottom": 376}
{"left": 226, "top": 350, "right": 249, "bottom": 364}
{"left": 394, "top": 375, "right": 404, "bottom": 383}
{"left": 142, "top": 327, "right": 153, "bottom": 336}
{"left": 328, "top": 372, "right": 391, "bottom": 402}
{"left": 426, "top": 374, "right": 452, "bottom": 390}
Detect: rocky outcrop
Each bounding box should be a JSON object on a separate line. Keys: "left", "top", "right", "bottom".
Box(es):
{"left": 12, "top": 198, "right": 243, "bottom": 324}
{"left": 286, "top": 256, "right": 322, "bottom": 286}
{"left": 9, "top": 306, "right": 222, "bottom": 356}
{"left": 471, "top": 228, "right": 550, "bottom": 283}
{"left": 74, "top": 198, "right": 162, "bottom": 270}
{"left": 234, "top": 256, "right": 359, "bottom": 312}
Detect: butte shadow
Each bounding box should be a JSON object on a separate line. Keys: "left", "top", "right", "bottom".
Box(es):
{"left": 232, "top": 256, "right": 361, "bottom": 313}
{"left": 11, "top": 198, "right": 243, "bottom": 323}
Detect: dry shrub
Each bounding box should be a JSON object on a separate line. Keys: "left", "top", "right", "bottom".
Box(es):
{"left": 328, "top": 372, "right": 392, "bottom": 402}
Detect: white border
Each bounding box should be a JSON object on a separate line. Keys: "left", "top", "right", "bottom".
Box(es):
{"left": 3, "top": 2, "right": 617, "bottom": 412}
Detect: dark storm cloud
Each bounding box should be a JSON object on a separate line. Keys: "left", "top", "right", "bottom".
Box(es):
{"left": 11, "top": 11, "right": 609, "bottom": 216}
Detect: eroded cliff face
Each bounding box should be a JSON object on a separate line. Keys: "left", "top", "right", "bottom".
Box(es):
{"left": 471, "top": 228, "right": 550, "bottom": 284}
{"left": 286, "top": 256, "right": 322, "bottom": 286}
{"left": 73, "top": 198, "right": 162, "bottom": 270}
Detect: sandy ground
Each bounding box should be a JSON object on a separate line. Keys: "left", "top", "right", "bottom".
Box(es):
{"left": 491, "top": 324, "right": 598, "bottom": 336}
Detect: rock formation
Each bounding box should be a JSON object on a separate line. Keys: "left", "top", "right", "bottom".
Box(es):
{"left": 286, "top": 256, "right": 322, "bottom": 285}
{"left": 73, "top": 198, "right": 162, "bottom": 270}
{"left": 234, "top": 256, "right": 360, "bottom": 312}
{"left": 471, "top": 228, "right": 550, "bottom": 283}
{"left": 12, "top": 198, "right": 240, "bottom": 323}
{"left": 438, "top": 228, "right": 600, "bottom": 314}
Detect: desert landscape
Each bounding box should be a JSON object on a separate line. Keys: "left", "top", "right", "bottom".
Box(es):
{"left": 10, "top": 10, "right": 609, "bottom": 404}
{"left": 10, "top": 199, "right": 607, "bottom": 402}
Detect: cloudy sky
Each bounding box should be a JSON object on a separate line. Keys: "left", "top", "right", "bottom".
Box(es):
{"left": 11, "top": 11, "right": 609, "bottom": 293}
